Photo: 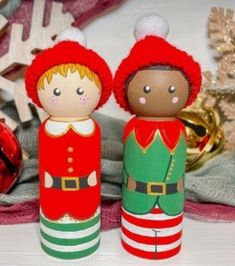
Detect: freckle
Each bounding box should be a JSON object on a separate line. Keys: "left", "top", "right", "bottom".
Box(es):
{"left": 172, "top": 96, "right": 179, "bottom": 104}
{"left": 139, "top": 97, "right": 146, "bottom": 104}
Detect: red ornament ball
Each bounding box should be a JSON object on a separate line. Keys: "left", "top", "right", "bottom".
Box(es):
{"left": 0, "top": 119, "right": 22, "bottom": 194}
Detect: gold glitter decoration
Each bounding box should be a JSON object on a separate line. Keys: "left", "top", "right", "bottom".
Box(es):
{"left": 178, "top": 95, "right": 224, "bottom": 171}
{"left": 202, "top": 7, "right": 235, "bottom": 151}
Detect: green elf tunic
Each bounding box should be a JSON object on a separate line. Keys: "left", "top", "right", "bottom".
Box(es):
{"left": 121, "top": 117, "right": 187, "bottom": 260}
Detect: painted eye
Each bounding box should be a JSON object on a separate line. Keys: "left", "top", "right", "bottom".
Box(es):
{"left": 168, "top": 85, "right": 176, "bottom": 94}
{"left": 143, "top": 85, "right": 151, "bottom": 94}
{"left": 53, "top": 88, "right": 61, "bottom": 96}
{"left": 76, "top": 87, "right": 84, "bottom": 95}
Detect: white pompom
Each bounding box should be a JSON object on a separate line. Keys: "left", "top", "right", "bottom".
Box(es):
{"left": 134, "top": 14, "right": 169, "bottom": 41}
{"left": 55, "top": 27, "right": 87, "bottom": 47}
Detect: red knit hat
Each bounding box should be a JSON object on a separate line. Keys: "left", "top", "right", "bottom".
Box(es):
{"left": 25, "top": 28, "right": 112, "bottom": 109}
{"left": 114, "top": 15, "right": 202, "bottom": 114}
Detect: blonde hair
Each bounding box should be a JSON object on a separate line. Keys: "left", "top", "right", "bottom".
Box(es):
{"left": 37, "top": 63, "right": 101, "bottom": 90}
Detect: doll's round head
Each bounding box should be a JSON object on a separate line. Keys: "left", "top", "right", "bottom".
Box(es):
{"left": 113, "top": 15, "right": 202, "bottom": 117}
{"left": 126, "top": 66, "right": 189, "bottom": 117}
{"left": 37, "top": 64, "right": 101, "bottom": 117}
{"left": 25, "top": 28, "right": 112, "bottom": 118}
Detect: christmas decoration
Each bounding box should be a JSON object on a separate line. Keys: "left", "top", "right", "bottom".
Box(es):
{"left": 0, "top": 118, "right": 22, "bottom": 193}
{"left": 203, "top": 7, "right": 235, "bottom": 151}
{"left": 25, "top": 27, "right": 112, "bottom": 259}
{"left": 178, "top": 97, "right": 224, "bottom": 171}
{"left": 113, "top": 15, "right": 201, "bottom": 260}
{"left": 0, "top": 0, "right": 74, "bottom": 130}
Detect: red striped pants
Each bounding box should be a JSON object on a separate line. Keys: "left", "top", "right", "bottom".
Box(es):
{"left": 121, "top": 205, "right": 183, "bottom": 260}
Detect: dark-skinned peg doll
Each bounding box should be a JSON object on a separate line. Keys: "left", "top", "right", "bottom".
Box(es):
{"left": 114, "top": 15, "right": 202, "bottom": 260}
{"left": 25, "top": 28, "right": 112, "bottom": 260}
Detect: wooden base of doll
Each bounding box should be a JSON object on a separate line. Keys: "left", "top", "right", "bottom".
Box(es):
{"left": 40, "top": 208, "right": 100, "bottom": 260}
{"left": 121, "top": 206, "right": 183, "bottom": 260}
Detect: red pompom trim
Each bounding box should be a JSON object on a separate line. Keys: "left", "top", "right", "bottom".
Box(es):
{"left": 25, "top": 41, "right": 112, "bottom": 109}
{"left": 113, "top": 36, "right": 202, "bottom": 114}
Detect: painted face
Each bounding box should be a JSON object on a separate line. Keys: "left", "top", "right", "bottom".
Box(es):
{"left": 126, "top": 69, "right": 189, "bottom": 117}
{"left": 38, "top": 69, "right": 101, "bottom": 117}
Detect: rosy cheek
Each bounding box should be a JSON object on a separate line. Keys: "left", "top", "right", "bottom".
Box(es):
{"left": 139, "top": 97, "right": 146, "bottom": 104}
{"left": 172, "top": 96, "right": 179, "bottom": 104}
{"left": 80, "top": 95, "right": 90, "bottom": 104}
{"left": 49, "top": 95, "right": 59, "bottom": 105}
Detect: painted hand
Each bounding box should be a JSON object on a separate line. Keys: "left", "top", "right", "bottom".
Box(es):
{"left": 87, "top": 171, "right": 97, "bottom": 187}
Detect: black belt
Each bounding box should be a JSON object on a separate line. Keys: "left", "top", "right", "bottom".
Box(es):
{"left": 51, "top": 176, "right": 89, "bottom": 191}
{"left": 127, "top": 176, "right": 183, "bottom": 196}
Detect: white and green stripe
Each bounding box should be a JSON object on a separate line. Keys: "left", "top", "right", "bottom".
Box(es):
{"left": 40, "top": 209, "right": 100, "bottom": 260}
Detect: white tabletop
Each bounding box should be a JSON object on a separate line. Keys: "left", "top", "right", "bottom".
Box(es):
{"left": 0, "top": 218, "right": 235, "bottom": 266}
{"left": 1, "top": 0, "right": 235, "bottom": 265}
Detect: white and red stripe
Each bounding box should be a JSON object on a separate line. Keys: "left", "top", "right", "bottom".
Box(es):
{"left": 121, "top": 205, "right": 183, "bottom": 260}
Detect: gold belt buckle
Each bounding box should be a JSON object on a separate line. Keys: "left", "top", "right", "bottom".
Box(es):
{"left": 147, "top": 182, "right": 166, "bottom": 196}
{"left": 61, "top": 177, "right": 79, "bottom": 191}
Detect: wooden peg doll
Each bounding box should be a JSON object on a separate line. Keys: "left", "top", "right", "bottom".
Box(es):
{"left": 114, "top": 15, "right": 202, "bottom": 260}
{"left": 25, "top": 28, "right": 112, "bottom": 260}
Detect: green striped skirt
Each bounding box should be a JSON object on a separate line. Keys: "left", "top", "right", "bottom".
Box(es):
{"left": 40, "top": 208, "right": 100, "bottom": 260}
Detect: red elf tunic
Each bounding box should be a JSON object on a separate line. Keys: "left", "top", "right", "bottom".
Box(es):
{"left": 39, "top": 118, "right": 101, "bottom": 221}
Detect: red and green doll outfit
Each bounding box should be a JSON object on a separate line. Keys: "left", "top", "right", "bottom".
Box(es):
{"left": 114, "top": 15, "right": 202, "bottom": 260}
{"left": 25, "top": 29, "right": 112, "bottom": 259}
{"left": 122, "top": 117, "right": 186, "bottom": 259}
